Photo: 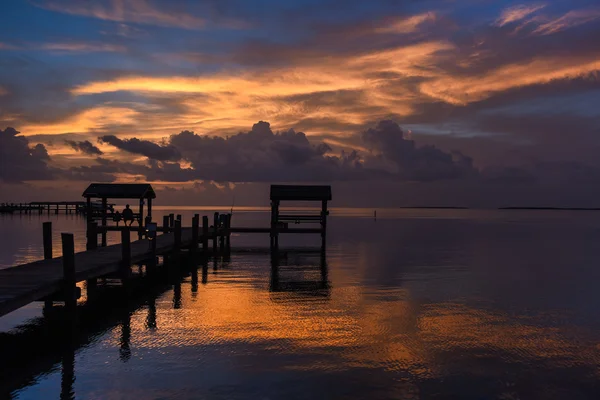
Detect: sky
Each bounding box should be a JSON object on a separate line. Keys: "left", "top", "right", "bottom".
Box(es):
{"left": 1, "top": 0, "right": 600, "bottom": 207}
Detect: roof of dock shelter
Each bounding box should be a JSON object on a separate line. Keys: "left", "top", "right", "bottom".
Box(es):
{"left": 82, "top": 183, "right": 156, "bottom": 199}
{"left": 270, "top": 185, "right": 332, "bottom": 201}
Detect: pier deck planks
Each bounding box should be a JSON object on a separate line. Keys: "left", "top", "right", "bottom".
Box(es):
{"left": 0, "top": 229, "right": 195, "bottom": 319}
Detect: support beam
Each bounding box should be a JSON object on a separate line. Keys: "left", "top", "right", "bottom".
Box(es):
{"left": 213, "top": 212, "right": 219, "bottom": 254}
{"left": 61, "top": 233, "right": 76, "bottom": 310}
{"left": 174, "top": 219, "right": 182, "bottom": 252}
{"left": 162, "top": 215, "right": 169, "bottom": 234}
{"left": 191, "top": 214, "right": 199, "bottom": 254}
{"left": 121, "top": 229, "right": 131, "bottom": 267}
{"left": 86, "top": 222, "right": 98, "bottom": 250}
{"left": 202, "top": 216, "right": 209, "bottom": 252}
{"left": 101, "top": 197, "right": 108, "bottom": 247}
{"left": 43, "top": 222, "right": 52, "bottom": 260}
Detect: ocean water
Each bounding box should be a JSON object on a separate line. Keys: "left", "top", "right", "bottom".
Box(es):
{"left": 2, "top": 208, "right": 600, "bottom": 399}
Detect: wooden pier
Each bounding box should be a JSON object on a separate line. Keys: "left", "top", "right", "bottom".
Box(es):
{"left": 0, "top": 183, "right": 332, "bottom": 320}
{"left": 0, "top": 217, "right": 225, "bottom": 319}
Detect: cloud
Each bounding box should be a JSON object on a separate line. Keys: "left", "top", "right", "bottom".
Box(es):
{"left": 40, "top": 42, "right": 126, "bottom": 53}
{"left": 65, "top": 140, "right": 104, "bottom": 155}
{"left": 36, "top": 0, "right": 245, "bottom": 30}
{"left": 420, "top": 57, "right": 600, "bottom": 105}
{"left": 98, "top": 135, "right": 181, "bottom": 161}
{"left": 533, "top": 9, "right": 600, "bottom": 35}
{"left": 0, "top": 127, "right": 53, "bottom": 182}
{"left": 361, "top": 120, "right": 476, "bottom": 181}
{"left": 375, "top": 12, "right": 436, "bottom": 34}
{"left": 495, "top": 4, "right": 546, "bottom": 27}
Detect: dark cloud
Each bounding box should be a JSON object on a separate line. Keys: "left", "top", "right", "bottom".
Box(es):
{"left": 0, "top": 127, "right": 53, "bottom": 182}
{"left": 361, "top": 120, "right": 476, "bottom": 181}
{"left": 65, "top": 140, "right": 103, "bottom": 155}
{"left": 98, "top": 135, "right": 181, "bottom": 161}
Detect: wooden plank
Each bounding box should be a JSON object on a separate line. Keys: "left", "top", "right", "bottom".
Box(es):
{"left": 0, "top": 228, "right": 196, "bottom": 319}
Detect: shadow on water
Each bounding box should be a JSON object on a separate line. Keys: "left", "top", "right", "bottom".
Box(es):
{"left": 0, "top": 254, "right": 206, "bottom": 399}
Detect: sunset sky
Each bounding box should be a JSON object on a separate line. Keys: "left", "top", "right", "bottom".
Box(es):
{"left": 1, "top": 0, "right": 600, "bottom": 206}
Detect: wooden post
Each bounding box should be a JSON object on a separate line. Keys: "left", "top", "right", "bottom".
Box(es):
{"left": 162, "top": 215, "right": 169, "bottom": 233}
{"left": 169, "top": 213, "right": 175, "bottom": 228}
{"left": 202, "top": 215, "right": 209, "bottom": 251}
{"left": 225, "top": 214, "right": 232, "bottom": 252}
{"left": 321, "top": 200, "right": 328, "bottom": 250}
{"left": 86, "top": 196, "right": 92, "bottom": 223}
{"left": 191, "top": 214, "right": 199, "bottom": 253}
{"left": 138, "top": 198, "right": 144, "bottom": 240}
{"left": 61, "top": 233, "right": 76, "bottom": 310}
{"left": 43, "top": 222, "right": 52, "bottom": 260}
{"left": 121, "top": 229, "right": 131, "bottom": 267}
{"left": 147, "top": 197, "right": 152, "bottom": 220}
{"left": 212, "top": 212, "right": 219, "bottom": 254}
{"left": 270, "top": 200, "right": 280, "bottom": 249}
{"left": 174, "top": 220, "right": 181, "bottom": 251}
{"left": 176, "top": 214, "right": 182, "bottom": 222}
{"left": 101, "top": 197, "right": 108, "bottom": 247}
{"left": 56, "top": 204, "right": 59, "bottom": 215}
{"left": 86, "top": 222, "right": 98, "bottom": 250}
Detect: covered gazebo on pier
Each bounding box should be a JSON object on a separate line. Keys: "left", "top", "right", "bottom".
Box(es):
{"left": 82, "top": 183, "right": 156, "bottom": 247}
{"left": 269, "top": 184, "right": 332, "bottom": 249}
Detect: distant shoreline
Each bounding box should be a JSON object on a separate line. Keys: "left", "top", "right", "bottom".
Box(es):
{"left": 498, "top": 207, "right": 600, "bottom": 211}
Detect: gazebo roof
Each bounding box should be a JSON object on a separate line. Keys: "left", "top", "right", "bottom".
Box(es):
{"left": 82, "top": 183, "right": 156, "bottom": 199}
{"left": 270, "top": 185, "right": 332, "bottom": 201}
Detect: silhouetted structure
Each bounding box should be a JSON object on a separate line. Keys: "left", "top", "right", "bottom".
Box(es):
{"left": 82, "top": 183, "right": 156, "bottom": 246}
{"left": 269, "top": 185, "right": 332, "bottom": 250}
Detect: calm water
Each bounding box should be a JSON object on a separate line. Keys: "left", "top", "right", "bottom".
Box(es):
{"left": 2, "top": 208, "right": 600, "bottom": 399}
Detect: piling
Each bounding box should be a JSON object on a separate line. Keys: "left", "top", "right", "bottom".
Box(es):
{"left": 174, "top": 220, "right": 182, "bottom": 252}
{"left": 213, "top": 212, "right": 219, "bottom": 255}
{"left": 86, "top": 222, "right": 98, "bottom": 250}
{"left": 191, "top": 214, "right": 199, "bottom": 254}
{"left": 169, "top": 213, "right": 175, "bottom": 228}
{"left": 162, "top": 215, "right": 169, "bottom": 233}
{"left": 202, "top": 216, "right": 209, "bottom": 252}
{"left": 225, "top": 214, "right": 232, "bottom": 252}
{"left": 43, "top": 222, "right": 52, "bottom": 260}
{"left": 61, "top": 233, "right": 77, "bottom": 310}
{"left": 121, "top": 229, "right": 131, "bottom": 267}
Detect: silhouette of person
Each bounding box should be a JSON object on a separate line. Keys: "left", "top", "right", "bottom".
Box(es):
{"left": 113, "top": 211, "right": 122, "bottom": 226}
{"left": 122, "top": 204, "right": 134, "bottom": 226}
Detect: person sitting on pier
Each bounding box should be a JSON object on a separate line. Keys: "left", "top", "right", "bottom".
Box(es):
{"left": 113, "top": 211, "right": 122, "bottom": 226}
{"left": 122, "top": 204, "right": 134, "bottom": 226}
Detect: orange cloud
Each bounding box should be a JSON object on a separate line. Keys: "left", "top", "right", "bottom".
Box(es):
{"left": 375, "top": 12, "right": 436, "bottom": 34}
{"left": 21, "top": 106, "right": 141, "bottom": 135}
{"left": 495, "top": 4, "right": 546, "bottom": 27}
{"left": 533, "top": 8, "right": 600, "bottom": 35}
{"left": 420, "top": 57, "right": 600, "bottom": 105}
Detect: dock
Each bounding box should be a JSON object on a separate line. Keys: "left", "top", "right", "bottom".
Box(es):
{"left": 0, "top": 183, "right": 332, "bottom": 320}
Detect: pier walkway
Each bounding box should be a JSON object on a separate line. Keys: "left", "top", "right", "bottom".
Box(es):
{"left": 0, "top": 229, "right": 196, "bottom": 319}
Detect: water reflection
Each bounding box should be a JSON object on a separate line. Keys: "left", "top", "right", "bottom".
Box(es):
{"left": 269, "top": 250, "right": 330, "bottom": 301}
{"left": 3, "top": 211, "right": 600, "bottom": 399}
